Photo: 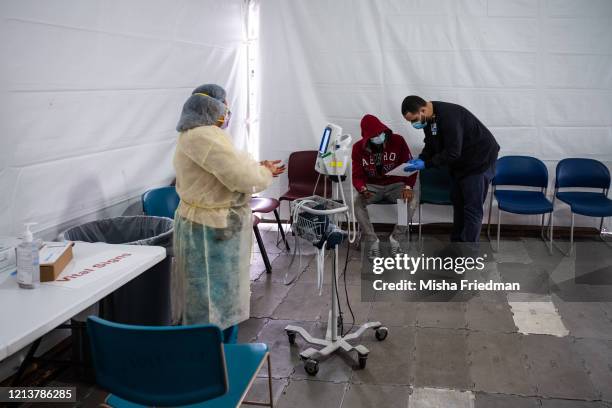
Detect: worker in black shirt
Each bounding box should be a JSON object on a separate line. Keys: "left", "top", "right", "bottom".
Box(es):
{"left": 401, "top": 95, "right": 500, "bottom": 243}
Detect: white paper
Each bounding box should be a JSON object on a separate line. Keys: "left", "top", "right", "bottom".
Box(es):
{"left": 385, "top": 164, "right": 418, "bottom": 178}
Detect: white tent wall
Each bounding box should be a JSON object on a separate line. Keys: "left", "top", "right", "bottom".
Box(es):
{"left": 257, "top": 0, "right": 612, "bottom": 230}
{"left": 0, "top": 0, "right": 249, "bottom": 239}
{"left": 0, "top": 0, "right": 248, "bottom": 381}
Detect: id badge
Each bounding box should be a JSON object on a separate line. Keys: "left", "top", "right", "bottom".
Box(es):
{"left": 431, "top": 122, "right": 438, "bottom": 136}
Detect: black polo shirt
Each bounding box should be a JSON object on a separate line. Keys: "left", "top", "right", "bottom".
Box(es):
{"left": 418, "top": 101, "right": 500, "bottom": 179}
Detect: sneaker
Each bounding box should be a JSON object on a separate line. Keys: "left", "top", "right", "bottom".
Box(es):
{"left": 389, "top": 235, "right": 403, "bottom": 256}
{"left": 368, "top": 240, "right": 381, "bottom": 260}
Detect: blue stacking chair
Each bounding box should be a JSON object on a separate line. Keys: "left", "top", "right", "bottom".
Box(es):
{"left": 553, "top": 158, "right": 612, "bottom": 256}
{"left": 418, "top": 166, "right": 453, "bottom": 243}
{"left": 87, "top": 316, "right": 273, "bottom": 408}
{"left": 142, "top": 186, "right": 180, "bottom": 219}
{"left": 487, "top": 156, "right": 553, "bottom": 252}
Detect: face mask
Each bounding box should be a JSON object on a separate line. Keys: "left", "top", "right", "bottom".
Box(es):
{"left": 412, "top": 111, "right": 427, "bottom": 130}
{"left": 370, "top": 133, "right": 386, "bottom": 145}
{"left": 218, "top": 107, "right": 231, "bottom": 129}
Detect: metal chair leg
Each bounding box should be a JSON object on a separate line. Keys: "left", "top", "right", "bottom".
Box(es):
{"left": 486, "top": 190, "right": 494, "bottom": 241}
{"left": 418, "top": 203, "right": 423, "bottom": 249}
{"left": 569, "top": 213, "right": 575, "bottom": 257}
{"left": 274, "top": 209, "right": 290, "bottom": 251}
{"left": 254, "top": 225, "right": 272, "bottom": 273}
{"left": 496, "top": 204, "right": 501, "bottom": 252}
{"left": 243, "top": 353, "right": 274, "bottom": 407}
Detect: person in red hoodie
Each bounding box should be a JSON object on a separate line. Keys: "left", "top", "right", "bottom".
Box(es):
{"left": 352, "top": 114, "right": 417, "bottom": 258}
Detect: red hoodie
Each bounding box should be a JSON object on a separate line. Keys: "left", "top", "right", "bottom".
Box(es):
{"left": 351, "top": 114, "right": 417, "bottom": 192}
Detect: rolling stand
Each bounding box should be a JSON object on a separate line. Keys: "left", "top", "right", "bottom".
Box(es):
{"left": 285, "top": 195, "right": 388, "bottom": 375}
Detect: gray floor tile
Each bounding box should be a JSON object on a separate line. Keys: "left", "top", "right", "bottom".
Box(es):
{"left": 409, "top": 387, "right": 475, "bottom": 408}
{"left": 255, "top": 319, "right": 316, "bottom": 378}
{"left": 369, "top": 301, "right": 418, "bottom": 327}
{"left": 413, "top": 327, "right": 471, "bottom": 389}
{"left": 474, "top": 392, "right": 540, "bottom": 408}
{"left": 522, "top": 334, "right": 598, "bottom": 400}
{"left": 341, "top": 383, "right": 410, "bottom": 408}
{"left": 244, "top": 377, "right": 288, "bottom": 407}
{"left": 276, "top": 379, "right": 347, "bottom": 408}
{"left": 257, "top": 253, "right": 313, "bottom": 283}
{"left": 250, "top": 280, "right": 292, "bottom": 318}
{"left": 572, "top": 338, "right": 612, "bottom": 401}
{"left": 539, "top": 399, "right": 610, "bottom": 407}
{"left": 466, "top": 299, "right": 517, "bottom": 333}
{"left": 238, "top": 317, "right": 268, "bottom": 343}
{"left": 338, "top": 283, "right": 372, "bottom": 325}
{"left": 467, "top": 331, "right": 534, "bottom": 395}
{"left": 351, "top": 326, "right": 415, "bottom": 386}
{"left": 555, "top": 301, "right": 612, "bottom": 340}
{"left": 416, "top": 302, "right": 468, "bottom": 329}
{"left": 272, "top": 282, "right": 331, "bottom": 321}
{"left": 497, "top": 262, "right": 552, "bottom": 296}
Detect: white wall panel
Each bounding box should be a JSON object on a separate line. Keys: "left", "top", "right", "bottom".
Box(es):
{"left": 0, "top": 0, "right": 248, "bottom": 236}
{"left": 258, "top": 0, "right": 612, "bottom": 229}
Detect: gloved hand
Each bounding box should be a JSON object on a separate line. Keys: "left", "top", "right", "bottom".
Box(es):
{"left": 404, "top": 159, "right": 425, "bottom": 172}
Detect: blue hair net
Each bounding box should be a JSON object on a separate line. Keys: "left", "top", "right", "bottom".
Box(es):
{"left": 176, "top": 84, "right": 227, "bottom": 132}
{"left": 192, "top": 84, "right": 226, "bottom": 102}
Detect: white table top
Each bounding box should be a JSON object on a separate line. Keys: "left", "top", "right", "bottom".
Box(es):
{"left": 0, "top": 242, "right": 166, "bottom": 360}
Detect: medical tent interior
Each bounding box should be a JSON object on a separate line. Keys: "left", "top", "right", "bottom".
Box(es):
{"left": 1, "top": 0, "right": 612, "bottom": 407}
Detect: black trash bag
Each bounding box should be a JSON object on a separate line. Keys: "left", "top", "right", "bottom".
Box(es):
{"left": 62, "top": 216, "right": 174, "bottom": 326}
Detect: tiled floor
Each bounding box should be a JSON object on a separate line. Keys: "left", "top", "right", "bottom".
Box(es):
{"left": 18, "top": 225, "right": 612, "bottom": 407}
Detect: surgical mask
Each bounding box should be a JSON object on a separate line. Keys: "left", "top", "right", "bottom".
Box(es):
{"left": 370, "top": 133, "right": 386, "bottom": 145}
{"left": 219, "top": 107, "right": 231, "bottom": 129}
{"left": 412, "top": 112, "right": 427, "bottom": 130}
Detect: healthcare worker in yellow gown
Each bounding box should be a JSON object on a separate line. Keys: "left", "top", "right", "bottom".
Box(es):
{"left": 173, "top": 84, "right": 284, "bottom": 343}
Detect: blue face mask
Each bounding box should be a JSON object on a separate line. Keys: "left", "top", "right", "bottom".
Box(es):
{"left": 412, "top": 112, "right": 427, "bottom": 130}
{"left": 370, "top": 133, "right": 386, "bottom": 145}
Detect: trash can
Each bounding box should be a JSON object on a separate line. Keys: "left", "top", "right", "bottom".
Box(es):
{"left": 62, "top": 215, "right": 174, "bottom": 326}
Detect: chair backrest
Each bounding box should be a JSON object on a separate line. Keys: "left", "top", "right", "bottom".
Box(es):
{"left": 87, "top": 316, "right": 228, "bottom": 406}
{"left": 555, "top": 158, "right": 611, "bottom": 190}
{"left": 494, "top": 156, "right": 548, "bottom": 188}
{"left": 419, "top": 166, "right": 452, "bottom": 204}
{"left": 142, "top": 186, "right": 180, "bottom": 219}
{"left": 287, "top": 150, "right": 331, "bottom": 197}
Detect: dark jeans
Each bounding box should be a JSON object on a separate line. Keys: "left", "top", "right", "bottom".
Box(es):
{"left": 450, "top": 164, "right": 496, "bottom": 242}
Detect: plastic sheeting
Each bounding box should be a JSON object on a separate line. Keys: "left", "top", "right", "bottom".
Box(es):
{"left": 0, "top": 0, "right": 249, "bottom": 236}
{"left": 257, "top": 0, "right": 612, "bottom": 228}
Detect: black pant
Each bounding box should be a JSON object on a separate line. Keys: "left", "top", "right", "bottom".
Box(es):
{"left": 450, "top": 164, "right": 496, "bottom": 242}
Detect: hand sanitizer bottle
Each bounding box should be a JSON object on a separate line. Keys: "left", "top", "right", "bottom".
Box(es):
{"left": 17, "top": 223, "right": 40, "bottom": 289}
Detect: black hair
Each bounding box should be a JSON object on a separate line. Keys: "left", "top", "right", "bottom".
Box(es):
{"left": 401, "top": 95, "right": 426, "bottom": 116}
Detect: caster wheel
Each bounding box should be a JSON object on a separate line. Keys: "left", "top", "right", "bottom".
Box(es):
{"left": 286, "top": 330, "right": 296, "bottom": 345}
{"left": 375, "top": 326, "right": 388, "bottom": 341}
{"left": 358, "top": 353, "right": 368, "bottom": 369}
{"left": 304, "top": 359, "right": 319, "bottom": 376}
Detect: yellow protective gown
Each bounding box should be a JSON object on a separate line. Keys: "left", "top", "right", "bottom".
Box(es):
{"left": 173, "top": 125, "right": 272, "bottom": 329}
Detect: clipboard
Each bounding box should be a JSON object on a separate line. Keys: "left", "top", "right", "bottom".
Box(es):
{"left": 385, "top": 163, "right": 418, "bottom": 178}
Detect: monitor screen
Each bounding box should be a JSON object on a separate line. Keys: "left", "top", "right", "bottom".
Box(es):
{"left": 318, "top": 127, "right": 331, "bottom": 154}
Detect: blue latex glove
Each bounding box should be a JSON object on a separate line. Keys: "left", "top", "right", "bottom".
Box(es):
{"left": 404, "top": 159, "right": 425, "bottom": 172}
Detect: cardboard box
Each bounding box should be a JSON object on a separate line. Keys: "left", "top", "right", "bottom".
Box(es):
{"left": 39, "top": 242, "right": 74, "bottom": 282}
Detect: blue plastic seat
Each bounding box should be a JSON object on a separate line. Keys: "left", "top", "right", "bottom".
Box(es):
{"left": 553, "top": 158, "right": 612, "bottom": 255}
{"left": 556, "top": 192, "right": 612, "bottom": 217}
{"left": 87, "top": 316, "right": 273, "bottom": 408}
{"left": 494, "top": 190, "right": 553, "bottom": 215}
{"left": 142, "top": 186, "right": 180, "bottom": 219}
{"left": 418, "top": 166, "right": 453, "bottom": 242}
{"left": 487, "top": 156, "right": 553, "bottom": 252}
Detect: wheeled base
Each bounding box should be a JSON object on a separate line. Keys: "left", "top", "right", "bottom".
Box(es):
{"left": 284, "top": 312, "right": 388, "bottom": 375}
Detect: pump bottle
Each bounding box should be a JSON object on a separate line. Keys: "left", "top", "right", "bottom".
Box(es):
{"left": 16, "top": 223, "right": 40, "bottom": 289}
